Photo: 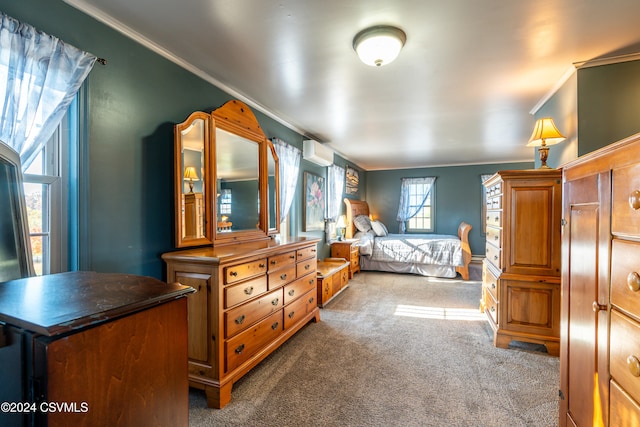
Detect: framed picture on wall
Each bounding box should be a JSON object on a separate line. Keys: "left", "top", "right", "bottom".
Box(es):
{"left": 304, "top": 172, "right": 325, "bottom": 231}
{"left": 346, "top": 166, "right": 359, "bottom": 195}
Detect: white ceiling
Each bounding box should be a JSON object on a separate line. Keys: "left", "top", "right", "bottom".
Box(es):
{"left": 64, "top": 0, "right": 640, "bottom": 170}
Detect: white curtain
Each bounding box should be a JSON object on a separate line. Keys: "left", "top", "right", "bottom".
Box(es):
{"left": 396, "top": 177, "right": 435, "bottom": 233}
{"left": 273, "top": 138, "right": 301, "bottom": 224}
{"left": 326, "top": 164, "right": 345, "bottom": 221}
{"left": 0, "top": 12, "right": 96, "bottom": 168}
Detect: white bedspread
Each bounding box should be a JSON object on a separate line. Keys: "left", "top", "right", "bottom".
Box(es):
{"left": 356, "top": 232, "right": 463, "bottom": 267}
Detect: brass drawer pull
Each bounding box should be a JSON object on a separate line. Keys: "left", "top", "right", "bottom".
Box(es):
{"left": 290, "top": 255, "right": 295, "bottom": 259}
{"left": 271, "top": 260, "right": 277, "bottom": 265}
{"left": 271, "top": 298, "right": 279, "bottom": 306}
{"left": 235, "top": 315, "right": 245, "bottom": 325}
{"left": 229, "top": 271, "right": 238, "bottom": 277}
{"left": 271, "top": 322, "right": 279, "bottom": 330}
{"left": 308, "top": 279, "right": 314, "bottom": 284}
{"left": 628, "top": 355, "right": 640, "bottom": 377}
{"left": 309, "top": 297, "right": 315, "bottom": 304}
{"left": 288, "top": 311, "right": 295, "bottom": 318}
{"left": 244, "top": 286, "right": 254, "bottom": 295}
{"left": 288, "top": 290, "right": 295, "bottom": 296}
{"left": 491, "top": 282, "right": 496, "bottom": 289}
{"left": 592, "top": 301, "right": 607, "bottom": 312}
{"left": 259, "top": 263, "right": 266, "bottom": 268}
{"left": 280, "top": 273, "right": 287, "bottom": 280}
{"left": 629, "top": 190, "right": 640, "bottom": 210}
{"left": 304, "top": 264, "right": 310, "bottom": 270}
{"left": 235, "top": 344, "right": 245, "bottom": 354}
{"left": 490, "top": 306, "right": 495, "bottom": 312}
{"left": 628, "top": 272, "right": 640, "bottom": 292}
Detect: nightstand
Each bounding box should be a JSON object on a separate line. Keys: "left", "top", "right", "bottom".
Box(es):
{"left": 330, "top": 239, "right": 360, "bottom": 279}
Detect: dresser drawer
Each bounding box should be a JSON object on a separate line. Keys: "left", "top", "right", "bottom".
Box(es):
{"left": 297, "top": 246, "right": 317, "bottom": 261}
{"left": 485, "top": 243, "right": 501, "bottom": 269}
{"left": 611, "top": 239, "right": 640, "bottom": 318}
{"left": 225, "top": 310, "right": 283, "bottom": 372}
{"left": 487, "top": 196, "right": 502, "bottom": 209}
{"left": 612, "top": 163, "right": 640, "bottom": 237}
{"left": 224, "top": 275, "right": 268, "bottom": 309}
{"left": 225, "top": 288, "right": 283, "bottom": 338}
{"left": 284, "top": 290, "right": 313, "bottom": 329}
{"left": 284, "top": 275, "right": 315, "bottom": 305}
{"left": 296, "top": 258, "right": 316, "bottom": 278}
{"left": 483, "top": 262, "right": 499, "bottom": 300}
{"left": 268, "top": 265, "right": 296, "bottom": 290}
{"left": 611, "top": 380, "right": 640, "bottom": 427}
{"left": 486, "top": 211, "right": 502, "bottom": 228}
{"left": 486, "top": 226, "right": 501, "bottom": 248}
{"left": 483, "top": 287, "right": 498, "bottom": 325}
{"left": 610, "top": 309, "right": 640, "bottom": 403}
{"left": 224, "top": 259, "right": 267, "bottom": 285}
{"left": 268, "top": 251, "right": 296, "bottom": 271}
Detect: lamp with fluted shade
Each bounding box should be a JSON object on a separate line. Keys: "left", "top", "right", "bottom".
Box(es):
{"left": 353, "top": 25, "right": 406, "bottom": 67}
{"left": 183, "top": 166, "right": 199, "bottom": 193}
{"left": 526, "top": 118, "right": 566, "bottom": 169}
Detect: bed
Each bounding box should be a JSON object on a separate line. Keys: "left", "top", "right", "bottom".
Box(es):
{"left": 343, "top": 199, "right": 472, "bottom": 280}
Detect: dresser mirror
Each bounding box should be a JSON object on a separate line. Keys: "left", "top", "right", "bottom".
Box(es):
{"left": 174, "top": 111, "right": 212, "bottom": 248}
{"left": 174, "top": 100, "right": 279, "bottom": 248}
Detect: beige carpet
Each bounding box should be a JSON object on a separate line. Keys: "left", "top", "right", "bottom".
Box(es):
{"left": 189, "top": 268, "right": 559, "bottom": 427}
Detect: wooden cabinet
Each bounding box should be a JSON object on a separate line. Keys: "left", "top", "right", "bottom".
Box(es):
{"left": 0, "top": 272, "right": 193, "bottom": 427}
{"left": 560, "top": 132, "right": 640, "bottom": 426}
{"left": 183, "top": 192, "right": 204, "bottom": 238}
{"left": 480, "top": 169, "right": 562, "bottom": 355}
{"left": 316, "top": 258, "right": 350, "bottom": 307}
{"left": 330, "top": 240, "right": 360, "bottom": 279}
{"left": 162, "top": 237, "right": 320, "bottom": 409}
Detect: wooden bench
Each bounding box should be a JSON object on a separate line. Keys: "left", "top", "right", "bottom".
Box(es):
{"left": 316, "top": 258, "right": 350, "bottom": 307}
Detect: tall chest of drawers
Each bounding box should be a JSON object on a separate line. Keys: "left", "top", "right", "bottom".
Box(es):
{"left": 560, "top": 133, "right": 640, "bottom": 426}
{"left": 481, "top": 169, "right": 562, "bottom": 356}
{"left": 162, "top": 237, "right": 320, "bottom": 409}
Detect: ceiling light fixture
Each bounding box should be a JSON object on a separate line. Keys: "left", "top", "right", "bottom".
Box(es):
{"left": 353, "top": 25, "right": 406, "bottom": 67}
{"left": 526, "top": 117, "right": 566, "bottom": 169}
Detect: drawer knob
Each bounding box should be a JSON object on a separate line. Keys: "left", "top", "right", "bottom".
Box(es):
{"left": 592, "top": 301, "right": 607, "bottom": 312}
{"left": 271, "top": 322, "right": 279, "bottom": 330}
{"left": 244, "top": 286, "right": 254, "bottom": 295}
{"left": 628, "top": 272, "right": 640, "bottom": 292}
{"left": 288, "top": 289, "right": 295, "bottom": 296}
{"left": 259, "top": 263, "right": 266, "bottom": 268}
{"left": 630, "top": 190, "right": 640, "bottom": 210}
{"left": 280, "top": 273, "right": 287, "bottom": 280}
{"left": 235, "top": 344, "right": 245, "bottom": 354}
{"left": 304, "top": 264, "right": 310, "bottom": 270}
{"left": 235, "top": 315, "right": 245, "bottom": 325}
{"left": 627, "top": 355, "right": 640, "bottom": 377}
{"left": 288, "top": 311, "right": 295, "bottom": 318}
{"left": 309, "top": 297, "right": 315, "bottom": 303}
{"left": 229, "top": 271, "right": 238, "bottom": 277}
{"left": 491, "top": 282, "right": 496, "bottom": 289}
{"left": 271, "top": 260, "right": 277, "bottom": 265}
{"left": 271, "top": 298, "right": 279, "bottom": 306}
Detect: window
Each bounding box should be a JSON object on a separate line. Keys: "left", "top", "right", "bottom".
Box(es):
{"left": 22, "top": 106, "right": 73, "bottom": 275}
{"left": 406, "top": 179, "right": 435, "bottom": 232}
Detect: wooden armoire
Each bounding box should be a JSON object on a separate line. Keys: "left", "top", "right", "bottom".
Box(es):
{"left": 560, "top": 132, "right": 640, "bottom": 426}
{"left": 481, "top": 169, "right": 562, "bottom": 355}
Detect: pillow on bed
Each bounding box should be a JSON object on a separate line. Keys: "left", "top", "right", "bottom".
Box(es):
{"left": 354, "top": 230, "right": 375, "bottom": 256}
{"left": 353, "top": 215, "right": 372, "bottom": 232}
{"left": 371, "top": 220, "right": 388, "bottom": 237}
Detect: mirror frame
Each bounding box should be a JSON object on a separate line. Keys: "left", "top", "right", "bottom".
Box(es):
{"left": 174, "top": 100, "right": 280, "bottom": 248}
{"left": 174, "top": 111, "right": 213, "bottom": 248}
{"left": 212, "top": 100, "right": 279, "bottom": 245}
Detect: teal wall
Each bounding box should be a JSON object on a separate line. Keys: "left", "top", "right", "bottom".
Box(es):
{"left": 577, "top": 59, "right": 640, "bottom": 155}
{"left": 365, "top": 161, "right": 533, "bottom": 256}
{"left": 0, "top": 0, "right": 319, "bottom": 278}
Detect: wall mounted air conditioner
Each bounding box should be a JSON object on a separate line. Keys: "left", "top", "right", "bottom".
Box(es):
{"left": 303, "top": 140, "right": 334, "bottom": 166}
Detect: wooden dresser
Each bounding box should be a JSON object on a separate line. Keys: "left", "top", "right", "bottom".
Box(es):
{"left": 0, "top": 272, "right": 193, "bottom": 427}
{"left": 330, "top": 239, "right": 360, "bottom": 278}
{"left": 560, "top": 132, "right": 640, "bottom": 426}
{"left": 162, "top": 237, "right": 320, "bottom": 409}
{"left": 481, "top": 169, "right": 562, "bottom": 356}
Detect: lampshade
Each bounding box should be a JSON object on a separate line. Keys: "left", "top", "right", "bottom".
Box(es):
{"left": 336, "top": 215, "right": 347, "bottom": 228}
{"left": 353, "top": 25, "right": 406, "bottom": 67}
{"left": 183, "top": 166, "right": 199, "bottom": 180}
{"left": 526, "top": 118, "right": 566, "bottom": 147}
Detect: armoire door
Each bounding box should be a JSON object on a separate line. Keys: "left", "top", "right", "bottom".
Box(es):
{"left": 560, "top": 172, "right": 611, "bottom": 427}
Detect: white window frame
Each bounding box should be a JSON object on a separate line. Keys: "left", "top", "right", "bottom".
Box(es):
{"left": 406, "top": 180, "right": 435, "bottom": 232}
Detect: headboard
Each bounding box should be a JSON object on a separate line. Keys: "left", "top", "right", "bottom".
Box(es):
{"left": 343, "top": 198, "right": 370, "bottom": 239}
